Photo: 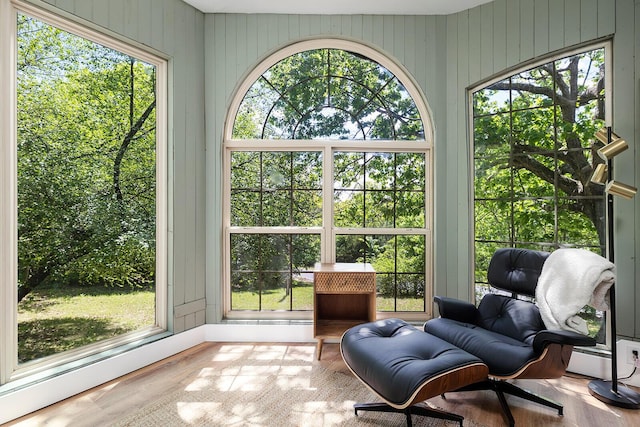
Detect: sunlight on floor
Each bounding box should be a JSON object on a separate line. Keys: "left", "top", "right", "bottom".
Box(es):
{"left": 172, "top": 344, "right": 353, "bottom": 425}
{"left": 176, "top": 401, "right": 222, "bottom": 423}
{"left": 187, "top": 344, "right": 319, "bottom": 394}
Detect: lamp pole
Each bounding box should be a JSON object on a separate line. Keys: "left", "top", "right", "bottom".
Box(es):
{"left": 587, "top": 127, "right": 640, "bottom": 408}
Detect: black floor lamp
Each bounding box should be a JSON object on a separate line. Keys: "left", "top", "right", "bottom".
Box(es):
{"left": 587, "top": 127, "right": 640, "bottom": 409}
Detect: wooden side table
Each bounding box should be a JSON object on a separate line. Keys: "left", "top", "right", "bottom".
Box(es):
{"left": 313, "top": 262, "right": 376, "bottom": 360}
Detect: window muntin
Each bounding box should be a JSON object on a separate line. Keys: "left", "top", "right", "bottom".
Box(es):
{"left": 225, "top": 42, "right": 432, "bottom": 318}
{"left": 471, "top": 45, "right": 608, "bottom": 341}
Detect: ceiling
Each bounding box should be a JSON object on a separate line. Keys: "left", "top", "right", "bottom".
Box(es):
{"left": 182, "top": 0, "right": 493, "bottom": 15}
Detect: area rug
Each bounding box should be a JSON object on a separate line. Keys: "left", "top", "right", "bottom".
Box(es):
{"left": 111, "top": 344, "right": 486, "bottom": 427}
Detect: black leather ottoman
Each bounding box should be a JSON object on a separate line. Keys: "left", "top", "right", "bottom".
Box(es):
{"left": 340, "top": 318, "right": 489, "bottom": 427}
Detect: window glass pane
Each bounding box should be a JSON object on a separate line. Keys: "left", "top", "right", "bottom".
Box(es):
{"left": 510, "top": 70, "right": 555, "bottom": 110}
{"left": 473, "top": 113, "right": 512, "bottom": 158}
{"left": 364, "top": 191, "right": 394, "bottom": 228}
{"left": 230, "top": 191, "right": 260, "bottom": 227}
{"left": 334, "top": 191, "right": 364, "bottom": 228}
{"left": 334, "top": 151, "right": 364, "bottom": 189}
{"left": 230, "top": 234, "right": 319, "bottom": 311}
{"left": 475, "top": 200, "right": 512, "bottom": 242}
{"left": 262, "top": 191, "right": 291, "bottom": 226}
{"left": 335, "top": 235, "right": 366, "bottom": 263}
{"left": 474, "top": 155, "right": 512, "bottom": 200}
{"left": 512, "top": 199, "right": 556, "bottom": 243}
{"left": 473, "top": 79, "right": 510, "bottom": 116}
{"left": 512, "top": 155, "right": 555, "bottom": 198}
{"left": 365, "top": 153, "right": 395, "bottom": 190}
{"left": 510, "top": 107, "right": 556, "bottom": 151}
{"left": 557, "top": 199, "right": 602, "bottom": 247}
{"left": 292, "top": 190, "right": 322, "bottom": 227}
{"left": 263, "top": 152, "right": 292, "bottom": 189}
{"left": 396, "top": 153, "right": 426, "bottom": 190}
{"left": 396, "top": 192, "right": 425, "bottom": 228}
{"left": 232, "top": 82, "right": 279, "bottom": 139}
{"left": 293, "top": 152, "right": 323, "bottom": 187}
{"left": 17, "top": 14, "right": 158, "bottom": 363}
{"left": 230, "top": 151, "right": 322, "bottom": 227}
{"left": 231, "top": 151, "right": 261, "bottom": 188}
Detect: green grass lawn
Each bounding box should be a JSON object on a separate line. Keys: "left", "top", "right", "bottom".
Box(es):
{"left": 18, "top": 283, "right": 425, "bottom": 364}
{"left": 18, "top": 286, "right": 155, "bottom": 363}
{"left": 231, "top": 282, "right": 424, "bottom": 312}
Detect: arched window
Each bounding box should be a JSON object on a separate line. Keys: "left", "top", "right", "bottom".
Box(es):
{"left": 224, "top": 40, "right": 433, "bottom": 320}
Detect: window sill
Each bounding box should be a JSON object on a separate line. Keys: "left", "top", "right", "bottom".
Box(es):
{"left": 0, "top": 329, "right": 171, "bottom": 397}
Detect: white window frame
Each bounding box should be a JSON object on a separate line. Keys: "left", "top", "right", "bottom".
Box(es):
{"left": 0, "top": 0, "right": 168, "bottom": 385}
{"left": 223, "top": 39, "right": 434, "bottom": 321}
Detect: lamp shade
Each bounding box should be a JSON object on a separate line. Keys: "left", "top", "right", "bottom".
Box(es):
{"left": 597, "top": 138, "right": 628, "bottom": 160}
{"left": 606, "top": 181, "right": 637, "bottom": 199}
{"left": 590, "top": 163, "right": 608, "bottom": 184}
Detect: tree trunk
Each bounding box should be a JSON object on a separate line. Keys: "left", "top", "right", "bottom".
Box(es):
{"left": 112, "top": 100, "right": 156, "bottom": 204}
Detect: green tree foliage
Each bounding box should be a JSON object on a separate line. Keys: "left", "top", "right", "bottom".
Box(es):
{"left": 17, "top": 15, "right": 156, "bottom": 301}
{"left": 233, "top": 49, "right": 423, "bottom": 140}
{"left": 474, "top": 49, "right": 605, "bottom": 254}
{"left": 473, "top": 48, "right": 606, "bottom": 321}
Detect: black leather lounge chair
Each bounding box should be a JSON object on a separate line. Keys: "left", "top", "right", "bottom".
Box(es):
{"left": 424, "top": 247, "right": 597, "bottom": 426}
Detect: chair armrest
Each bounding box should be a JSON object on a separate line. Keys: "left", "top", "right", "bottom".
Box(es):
{"left": 532, "top": 329, "right": 597, "bottom": 354}
{"left": 433, "top": 296, "right": 479, "bottom": 324}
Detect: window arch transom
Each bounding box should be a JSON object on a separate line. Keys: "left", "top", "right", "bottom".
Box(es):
{"left": 231, "top": 46, "right": 426, "bottom": 141}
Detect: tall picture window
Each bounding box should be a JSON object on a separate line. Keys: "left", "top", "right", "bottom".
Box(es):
{"left": 471, "top": 43, "right": 610, "bottom": 342}
{"left": 1, "top": 2, "right": 167, "bottom": 384}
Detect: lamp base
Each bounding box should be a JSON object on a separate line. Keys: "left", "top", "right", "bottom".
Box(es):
{"left": 588, "top": 379, "right": 640, "bottom": 409}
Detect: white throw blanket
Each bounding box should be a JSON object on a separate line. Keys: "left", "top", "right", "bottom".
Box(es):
{"left": 536, "top": 248, "right": 615, "bottom": 335}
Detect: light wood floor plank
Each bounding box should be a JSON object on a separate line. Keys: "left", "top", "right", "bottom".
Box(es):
{"left": 7, "top": 342, "right": 640, "bottom": 426}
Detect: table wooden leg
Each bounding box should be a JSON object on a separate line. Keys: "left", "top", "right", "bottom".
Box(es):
{"left": 316, "top": 339, "right": 324, "bottom": 360}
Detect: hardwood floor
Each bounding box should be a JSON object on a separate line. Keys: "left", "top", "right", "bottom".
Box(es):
{"left": 7, "top": 342, "right": 640, "bottom": 426}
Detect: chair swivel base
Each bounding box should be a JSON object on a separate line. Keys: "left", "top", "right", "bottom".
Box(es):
{"left": 455, "top": 379, "right": 563, "bottom": 427}
{"left": 354, "top": 402, "right": 463, "bottom": 427}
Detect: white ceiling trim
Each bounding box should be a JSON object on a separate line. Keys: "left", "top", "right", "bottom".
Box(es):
{"left": 182, "top": 0, "right": 493, "bottom": 15}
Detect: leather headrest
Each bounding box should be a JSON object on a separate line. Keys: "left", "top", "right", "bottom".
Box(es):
{"left": 487, "top": 248, "right": 550, "bottom": 297}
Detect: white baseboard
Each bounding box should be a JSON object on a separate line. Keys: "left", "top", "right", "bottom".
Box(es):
{"left": 568, "top": 348, "right": 610, "bottom": 378}
{"left": 204, "top": 323, "right": 314, "bottom": 342}
{"left": 2, "top": 324, "right": 637, "bottom": 424}
{"left": 568, "top": 339, "right": 640, "bottom": 387}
